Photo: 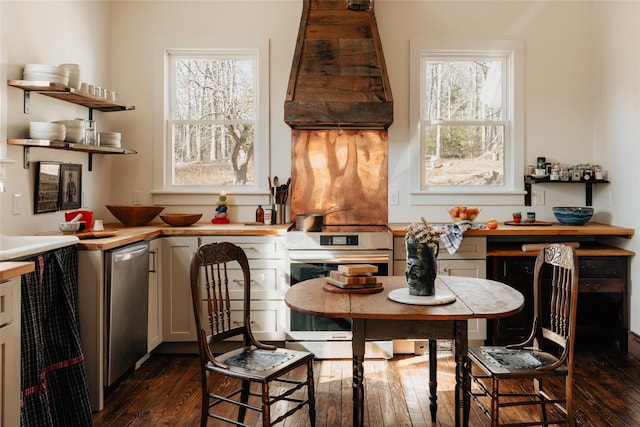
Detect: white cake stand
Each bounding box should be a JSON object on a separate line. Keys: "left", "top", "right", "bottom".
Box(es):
{"left": 388, "top": 287, "right": 456, "bottom": 306}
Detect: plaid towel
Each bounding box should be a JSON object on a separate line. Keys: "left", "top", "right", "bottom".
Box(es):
{"left": 440, "top": 220, "right": 487, "bottom": 255}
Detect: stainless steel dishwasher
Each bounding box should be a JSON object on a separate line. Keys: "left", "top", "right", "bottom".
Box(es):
{"left": 104, "top": 241, "right": 149, "bottom": 386}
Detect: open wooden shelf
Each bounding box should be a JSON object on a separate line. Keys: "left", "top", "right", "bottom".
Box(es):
{"left": 8, "top": 139, "right": 137, "bottom": 170}
{"left": 524, "top": 175, "right": 609, "bottom": 206}
{"left": 8, "top": 80, "right": 135, "bottom": 114}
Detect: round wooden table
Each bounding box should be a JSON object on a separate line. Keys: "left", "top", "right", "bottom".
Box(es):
{"left": 285, "top": 275, "right": 524, "bottom": 427}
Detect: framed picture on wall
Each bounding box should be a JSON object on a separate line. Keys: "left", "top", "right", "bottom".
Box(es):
{"left": 60, "top": 163, "right": 82, "bottom": 210}
{"left": 34, "top": 161, "right": 62, "bottom": 214}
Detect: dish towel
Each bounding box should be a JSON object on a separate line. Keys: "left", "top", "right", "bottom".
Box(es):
{"left": 439, "top": 220, "right": 488, "bottom": 255}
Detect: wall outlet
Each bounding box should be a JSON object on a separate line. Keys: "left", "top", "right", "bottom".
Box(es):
{"left": 133, "top": 191, "right": 141, "bottom": 205}
{"left": 535, "top": 189, "right": 545, "bottom": 206}
{"left": 414, "top": 340, "right": 428, "bottom": 355}
{"left": 12, "top": 193, "right": 22, "bottom": 215}
{"left": 389, "top": 189, "right": 399, "bottom": 205}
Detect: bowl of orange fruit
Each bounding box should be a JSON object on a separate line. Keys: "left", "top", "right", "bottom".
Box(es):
{"left": 448, "top": 205, "right": 481, "bottom": 222}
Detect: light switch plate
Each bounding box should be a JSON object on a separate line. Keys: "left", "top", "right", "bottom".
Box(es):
{"left": 389, "top": 189, "right": 399, "bottom": 205}
{"left": 12, "top": 193, "right": 22, "bottom": 215}
{"left": 535, "top": 189, "right": 545, "bottom": 206}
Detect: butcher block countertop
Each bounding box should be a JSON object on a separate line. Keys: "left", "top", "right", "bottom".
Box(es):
{"left": 70, "top": 223, "right": 291, "bottom": 251}
{"left": 37, "top": 221, "right": 633, "bottom": 252}
{"left": 0, "top": 261, "right": 35, "bottom": 281}
{"left": 389, "top": 222, "right": 634, "bottom": 238}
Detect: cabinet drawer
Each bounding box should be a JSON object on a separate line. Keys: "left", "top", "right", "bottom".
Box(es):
{"left": 437, "top": 237, "right": 486, "bottom": 260}
{"left": 200, "top": 301, "right": 279, "bottom": 336}
{"left": 199, "top": 260, "right": 283, "bottom": 300}
{"left": 0, "top": 279, "right": 16, "bottom": 326}
{"left": 394, "top": 236, "right": 486, "bottom": 260}
{"left": 579, "top": 257, "right": 626, "bottom": 278}
{"left": 199, "top": 236, "right": 286, "bottom": 259}
{"left": 579, "top": 278, "right": 625, "bottom": 293}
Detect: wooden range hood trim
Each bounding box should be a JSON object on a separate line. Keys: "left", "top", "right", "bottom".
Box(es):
{"left": 285, "top": 0, "right": 393, "bottom": 129}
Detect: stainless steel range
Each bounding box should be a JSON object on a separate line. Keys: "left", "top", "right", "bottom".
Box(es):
{"left": 286, "top": 225, "right": 393, "bottom": 359}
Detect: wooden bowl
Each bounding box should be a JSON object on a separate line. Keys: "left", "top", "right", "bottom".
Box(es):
{"left": 160, "top": 213, "right": 203, "bottom": 227}
{"left": 106, "top": 205, "right": 165, "bottom": 226}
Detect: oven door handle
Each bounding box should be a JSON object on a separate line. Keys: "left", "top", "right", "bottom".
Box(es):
{"left": 289, "top": 255, "right": 391, "bottom": 264}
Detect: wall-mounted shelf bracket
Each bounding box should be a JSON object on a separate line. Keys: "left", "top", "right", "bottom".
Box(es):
{"left": 22, "top": 146, "right": 31, "bottom": 168}
{"left": 23, "top": 90, "right": 31, "bottom": 114}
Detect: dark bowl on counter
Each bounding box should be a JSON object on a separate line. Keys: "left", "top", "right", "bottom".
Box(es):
{"left": 552, "top": 207, "right": 594, "bottom": 225}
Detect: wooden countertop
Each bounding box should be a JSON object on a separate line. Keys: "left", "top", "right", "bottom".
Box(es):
{"left": 46, "top": 222, "right": 291, "bottom": 251}
{"left": 389, "top": 222, "right": 634, "bottom": 238}
{"left": 0, "top": 261, "right": 35, "bottom": 281}
{"left": 35, "top": 221, "right": 633, "bottom": 252}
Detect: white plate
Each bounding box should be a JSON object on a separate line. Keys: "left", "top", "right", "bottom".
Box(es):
{"left": 530, "top": 174, "right": 549, "bottom": 178}
{"left": 388, "top": 287, "right": 456, "bottom": 306}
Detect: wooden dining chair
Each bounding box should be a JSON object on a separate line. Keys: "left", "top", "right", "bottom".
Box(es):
{"left": 468, "top": 243, "right": 579, "bottom": 426}
{"left": 189, "top": 241, "right": 316, "bottom": 426}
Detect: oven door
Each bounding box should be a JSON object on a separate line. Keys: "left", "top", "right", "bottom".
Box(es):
{"left": 287, "top": 250, "right": 391, "bottom": 342}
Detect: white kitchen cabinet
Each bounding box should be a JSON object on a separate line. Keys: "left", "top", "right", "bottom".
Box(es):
{"left": 393, "top": 236, "right": 488, "bottom": 343}
{"left": 161, "top": 236, "right": 199, "bottom": 342}
{"left": 147, "top": 238, "right": 162, "bottom": 352}
{"left": 199, "top": 235, "right": 288, "bottom": 341}
{"left": 0, "top": 276, "right": 21, "bottom": 427}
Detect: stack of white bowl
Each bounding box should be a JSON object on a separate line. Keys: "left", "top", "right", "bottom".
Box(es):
{"left": 29, "top": 122, "right": 65, "bottom": 141}
{"left": 98, "top": 131, "right": 121, "bottom": 148}
{"left": 59, "top": 64, "right": 81, "bottom": 89}
{"left": 23, "top": 64, "right": 69, "bottom": 86}
{"left": 54, "top": 119, "right": 85, "bottom": 144}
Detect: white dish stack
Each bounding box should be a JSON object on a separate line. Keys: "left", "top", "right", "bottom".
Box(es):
{"left": 23, "top": 64, "right": 69, "bottom": 86}
{"left": 59, "top": 64, "right": 81, "bottom": 89}
{"left": 29, "top": 122, "right": 66, "bottom": 141}
{"left": 98, "top": 132, "right": 121, "bottom": 148}
{"left": 54, "top": 119, "right": 85, "bottom": 144}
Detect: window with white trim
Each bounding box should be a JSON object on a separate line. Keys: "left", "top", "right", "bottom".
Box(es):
{"left": 409, "top": 40, "right": 524, "bottom": 201}
{"left": 162, "top": 42, "right": 268, "bottom": 194}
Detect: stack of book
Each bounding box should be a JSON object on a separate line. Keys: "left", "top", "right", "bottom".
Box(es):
{"left": 325, "top": 264, "right": 382, "bottom": 290}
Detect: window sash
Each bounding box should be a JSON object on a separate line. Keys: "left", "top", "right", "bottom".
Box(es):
{"left": 409, "top": 39, "right": 524, "bottom": 203}
{"left": 157, "top": 41, "right": 269, "bottom": 197}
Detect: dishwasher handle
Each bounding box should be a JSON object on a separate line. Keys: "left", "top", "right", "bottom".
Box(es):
{"left": 112, "top": 244, "right": 149, "bottom": 263}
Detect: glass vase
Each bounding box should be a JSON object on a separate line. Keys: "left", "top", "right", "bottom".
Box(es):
{"left": 405, "top": 240, "right": 439, "bottom": 296}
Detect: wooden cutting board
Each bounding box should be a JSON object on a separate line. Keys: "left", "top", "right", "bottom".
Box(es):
{"left": 323, "top": 283, "right": 384, "bottom": 294}
{"left": 329, "top": 270, "right": 378, "bottom": 285}
{"left": 75, "top": 230, "right": 119, "bottom": 239}
{"left": 337, "top": 264, "right": 378, "bottom": 275}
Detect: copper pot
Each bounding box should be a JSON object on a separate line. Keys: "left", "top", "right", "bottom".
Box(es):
{"left": 295, "top": 214, "right": 323, "bottom": 232}
{"left": 295, "top": 207, "right": 353, "bottom": 231}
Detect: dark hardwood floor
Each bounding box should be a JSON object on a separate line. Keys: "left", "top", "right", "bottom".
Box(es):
{"left": 93, "top": 348, "right": 640, "bottom": 426}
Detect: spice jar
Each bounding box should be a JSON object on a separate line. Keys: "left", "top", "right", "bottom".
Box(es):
{"left": 255, "top": 205, "right": 264, "bottom": 223}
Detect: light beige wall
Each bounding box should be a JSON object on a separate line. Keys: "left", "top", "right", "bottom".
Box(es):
{"left": 592, "top": 0, "right": 640, "bottom": 335}
{"left": 0, "top": 1, "right": 636, "bottom": 230}
{"left": 0, "top": 0, "right": 113, "bottom": 235}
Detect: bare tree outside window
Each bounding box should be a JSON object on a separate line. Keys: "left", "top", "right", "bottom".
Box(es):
{"left": 170, "top": 53, "right": 256, "bottom": 187}
{"left": 422, "top": 58, "right": 507, "bottom": 187}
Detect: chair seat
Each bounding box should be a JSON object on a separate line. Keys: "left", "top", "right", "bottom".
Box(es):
{"left": 208, "top": 346, "right": 314, "bottom": 381}
{"left": 470, "top": 346, "right": 568, "bottom": 377}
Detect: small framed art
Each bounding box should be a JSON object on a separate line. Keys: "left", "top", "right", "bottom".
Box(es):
{"left": 34, "top": 161, "right": 61, "bottom": 214}
{"left": 60, "top": 163, "right": 82, "bottom": 210}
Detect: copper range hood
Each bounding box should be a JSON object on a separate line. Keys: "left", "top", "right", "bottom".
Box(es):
{"left": 284, "top": 0, "right": 393, "bottom": 130}
{"left": 286, "top": 0, "right": 393, "bottom": 226}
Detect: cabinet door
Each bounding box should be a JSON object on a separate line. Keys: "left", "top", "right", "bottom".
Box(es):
{"left": 438, "top": 259, "right": 487, "bottom": 341}
{"left": 487, "top": 257, "right": 535, "bottom": 345}
{"left": 162, "top": 237, "right": 199, "bottom": 342}
{"left": 148, "top": 239, "right": 162, "bottom": 351}
{"left": 0, "top": 277, "right": 21, "bottom": 427}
